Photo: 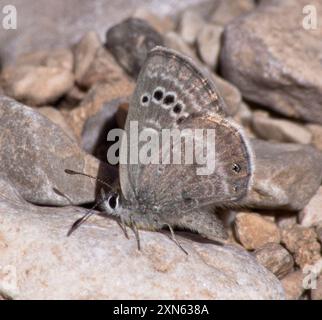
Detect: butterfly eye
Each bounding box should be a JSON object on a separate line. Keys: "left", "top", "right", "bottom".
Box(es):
{"left": 108, "top": 194, "right": 119, "bottom": 210}
{"left": 232, "top": 163, "right": 241, "bottom": 173}
{"left": 173, "top": 103, "right": 182, "bottom": 114}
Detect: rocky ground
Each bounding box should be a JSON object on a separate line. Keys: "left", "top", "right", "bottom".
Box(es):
{"left": 0, "top": 0, "right": 322, "bottom": 300}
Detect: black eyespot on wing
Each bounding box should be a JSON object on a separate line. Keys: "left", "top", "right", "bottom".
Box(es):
{"left": 173, "top": 103, "right": 182, "bottom": 114}
{"left": 232, "top": 163, "right": 241, "bottom": 173}
{"left": 141, "top": 95, "right": 149, "bottom": 103}
{"left": 163, "top": 94, "right": 175, "bottom": 105}
{"left": 108, "top": 194, "right": 118, "bottom": 209}
{"left": 177, "top": 116, "right": 186, "bottom": 124}
{"left": 153, "top": 90, "right": 163, "bottom": 101}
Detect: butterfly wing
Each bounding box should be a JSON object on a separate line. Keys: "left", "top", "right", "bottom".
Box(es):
{"left": 120, "top": 46, "right": 228, "bottom": 201}
{"left": 119, "top": 46, "right": 253, "bottom": 214}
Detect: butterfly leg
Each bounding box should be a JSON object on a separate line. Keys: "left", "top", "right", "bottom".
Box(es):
{"left": 165, "top": 223, "right": 188, "bottom": 255}
{"left": 130, "top": 216, "right": 141, "bottom": 251}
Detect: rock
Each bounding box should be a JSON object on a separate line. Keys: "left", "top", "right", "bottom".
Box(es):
{"left": 281, "top": 271, "right": 305, "bottom": 300}
{"left": 73, "top": 31, "right": 102, "bottom": 85}
{"left": 233, "top": 102, "right": 252, "bottom": 127}
{"left": 178, "top": 10, "right": 205, "bottom": 45}
{"left": 311, "top": 277, "right": 322, "bottom": 300}
{"left": 116, "top": 101, "right": 129, "bottom": 129}
{"left": 252, "top": 111, "right": 312, "bottom": 144}
{"left": 59, "top": 85, "right": 87, "bottom": 110}
{"left": 1, "top": 65, "right": 74, "bottom": 106}
{"left": 132, "top": 7, "right": 175, "bottom": 34}
{"left": 281, "top": 225, "right": 321, "bottom": 269}
{"left": 234, "top": 212, "right": 281, "bottom": 250}
{"left": 164, "top": 32, "right": 197, "bottom": 59}
{"left": 0, "top": 96, "right": 111, "bottom": 206}
{"left": 0, "top": 0, "right": 205, "bottom": 65}
{"left": 106, "top": 18, "right": 164, "bottom": 77}
{"left": 212, "top": 74, "right": 242, "bottom": 116}
{"left": 15, "top": 48, "right": 74, "bottom": 71}
{"left": 307, "top": 124, "right": 322, "bottom": 151}
{"left": 254, "top": 243, "right": 294, "bottom": 279}
{"left": 82, "top": 98, "right": 126, "bottom": 160}
{"left": 299, "top": 187, "right": 322, "bottom": 228}
{"left": 244, "top": 140, "right": 322, "bottom": 211}
{"left": 0, "top": 177, "right": 284, "bottom": 299}
{"left": 66, "top": 80, "right": 134, "bottom": 139}
{"left": 211, "top": 0, "right": 255, "bottom": 26}
{"left": 76, "top": 47, "right": 130, "bottom": 90}
{"left": 276, "top": 212, "right": 298, "bottom": 229}
{"left": 316, "top": 224, "right": 322, "bottom": 244}
{"left": 38, "top": 106, "right": 77, "bottom": 140}
{"left": 220, "top": 0, "right": 322, "bottom": 124}
{"left": 197, "top": 24, "right": 223, "bottom": 69}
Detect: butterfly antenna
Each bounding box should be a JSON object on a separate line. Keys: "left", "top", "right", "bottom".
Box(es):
{"left": 67, "top": 196, "right": 108, "bottom": 236}
{"left": 65, "top": 169, "right": 113, "bottom": 189}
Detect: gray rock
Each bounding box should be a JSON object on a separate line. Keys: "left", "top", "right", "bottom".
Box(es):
{"left": 0, "top": 96, "right": 111, "bottom": 206}
{"left": 106, "top": 18, "right": 164, "bottom": 77}
{"left": 244, "top": 139, "right": 322, "bottom": 210}
{"left": 73, "top": 31, "right": 102, "bottom": 86}
{"left": 178, "top": 10, "right": 205, "bottom": 45}
{"left": 0, "top": 176, "right": 284, "bottom": 300}
{"left": 220, "top": 0, "right": 322, "bottom": 124}
{"left": 254, "top": 243, "right": 294, "bottom": 279}
{"left": 252, "top": 111, "right": 312, "bottom": 144}
{"left": 211, "top": 0, "right": 255, "bottom": 25}
{"left": 306, "top": 124, "right": 322, "bottom": 152}
{"left": 197, "top": 23, "right": 223, "bottom": 69}
{"left": 1, "top": 65, "right": 74, "bottom": 106}
{"left": 82, "top": 98, "right": 126, "bottom": 159}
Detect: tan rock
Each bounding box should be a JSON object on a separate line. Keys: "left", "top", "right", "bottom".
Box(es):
{"left": 234, "top": 212, "right": 281, "bottom": 250}
{"left": 15, "top": 48, "right": 74, "bottom": 71}
{"left": 164, "top": 32, "right": 197, "bottom": 60}
{"left": 178, "top": 10, "right": 205, "bottom": 45}
{"left": 307, "top": 124, "right": 322, "bottom": 152}
{"left": 311, "top": 277, "right": 322, "bottom": 300}
{"left": 77, "top": 47, "right": 130, "bottom": 89}
{"left": 252, "top": 111, "right": 312, "bottom": 144}
{"left": 66, "top": 80, "right": 135, "bottom": 139}
{"left": 211, "top": 0, "right": 255, "bottom": 26}
{"left": 1, "top": 65, "right": 74, "bottom": 106}
{"left": 299, "top": 187, "right": 322, "bottom": 228}
{"left": 197, "top": 24, "right": 223, "bottom": 69}
{"left": 254, "top": 243, "right": 294, "bottom": 279}
{"left": 73, "top": 31, "right": 102, "bottom": 85}
{"left": 132, "top": 7, "right": 175, "bottom": 34}
{"left": 281, "top": 225, "right": 321, "bottom": 269}
{"left": 281, "top": 270, "right": 305, "bottom": 300}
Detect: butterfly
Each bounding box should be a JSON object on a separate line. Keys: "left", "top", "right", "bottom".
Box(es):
{"left": 67, "top": 46, "right": 253, "bottom": 252}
